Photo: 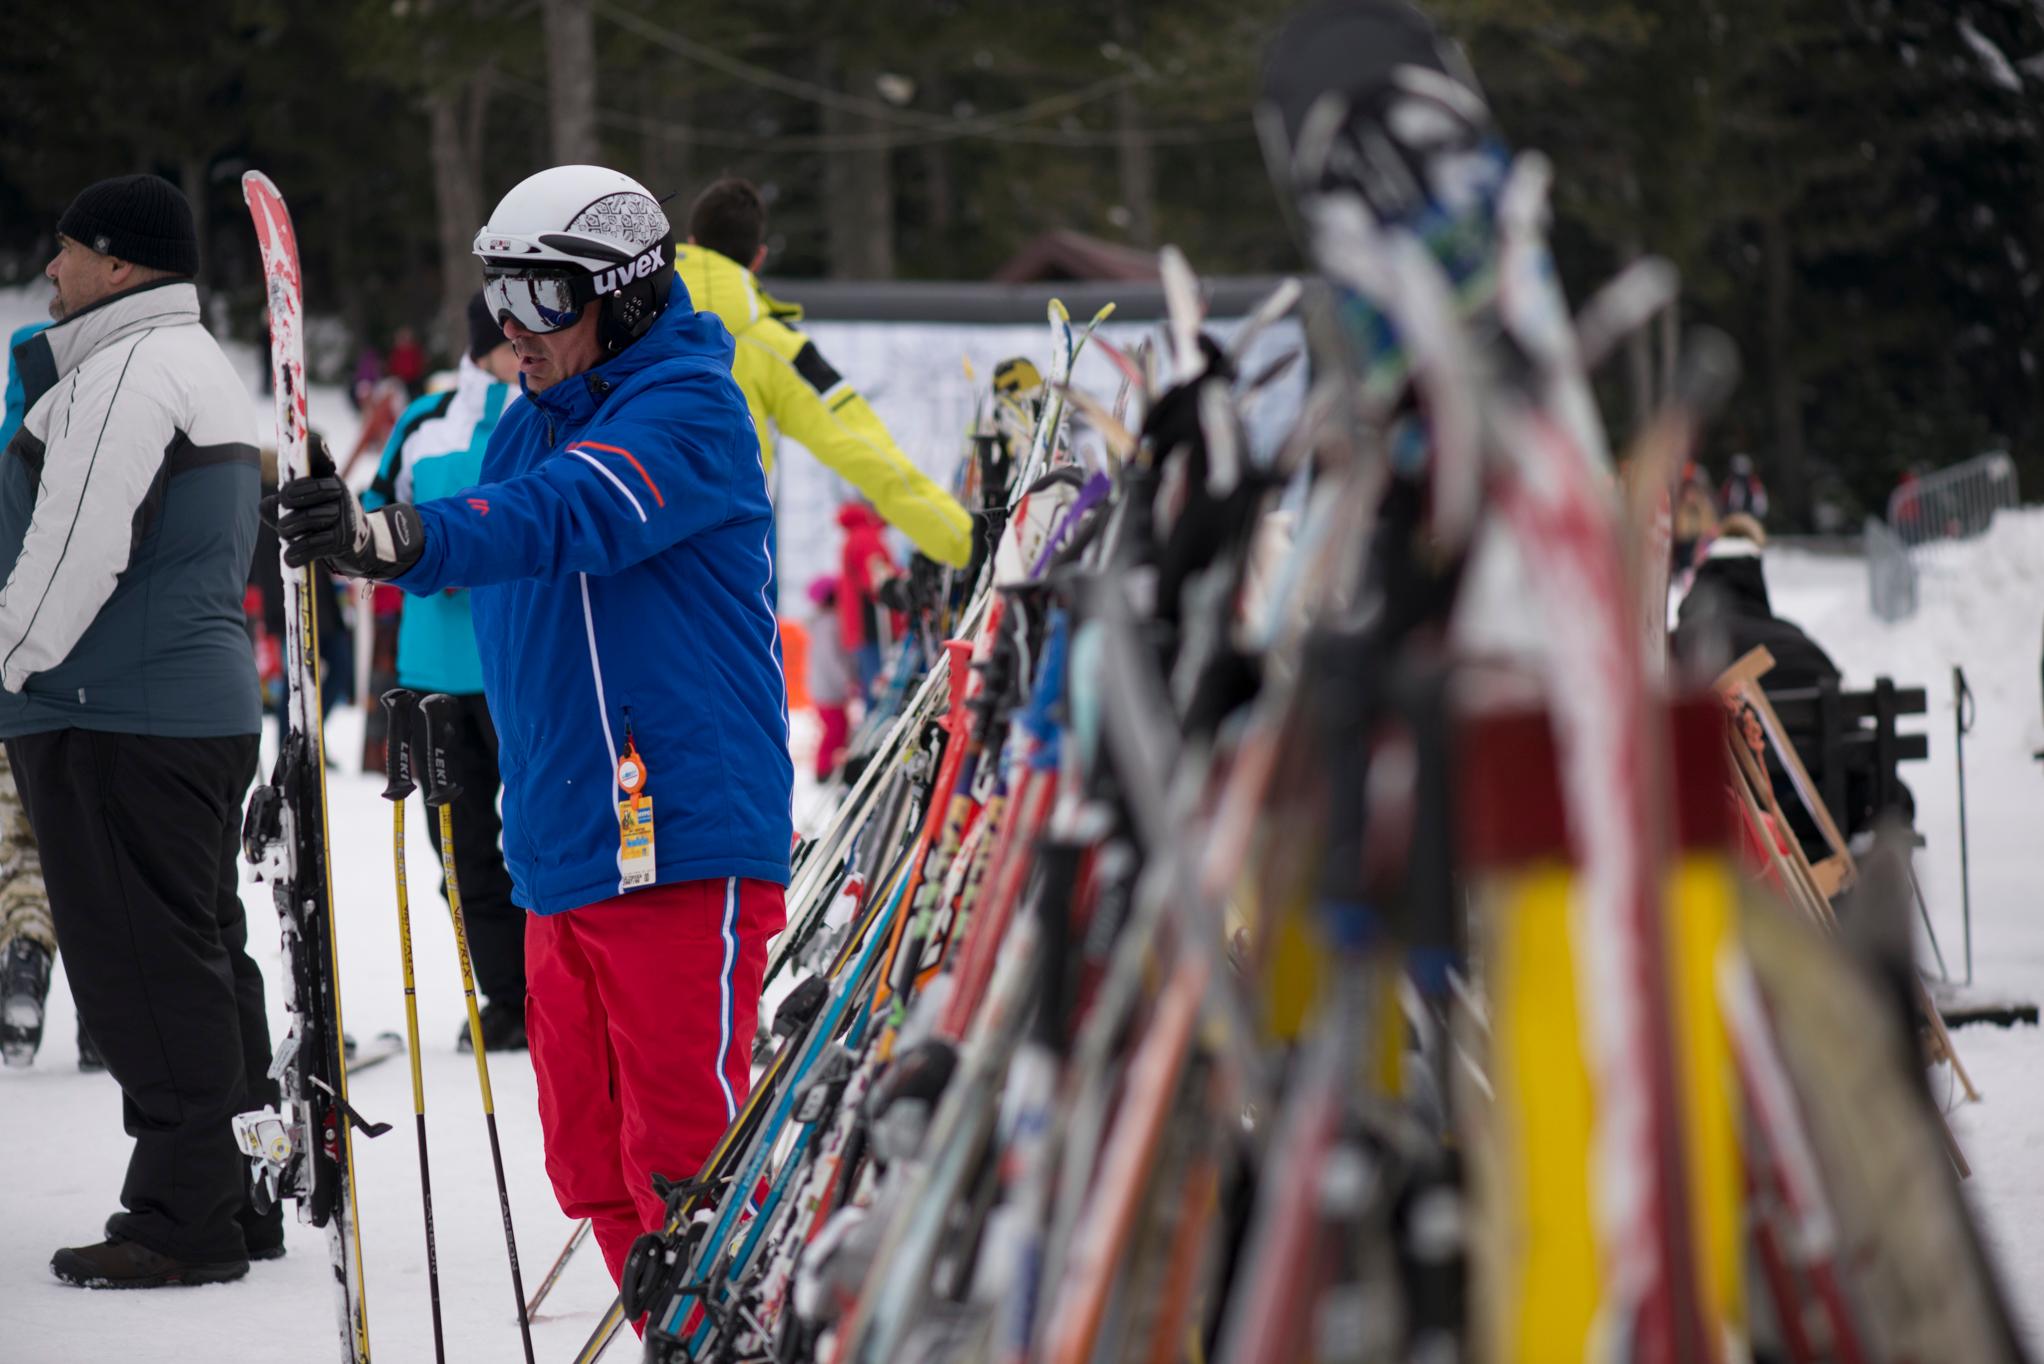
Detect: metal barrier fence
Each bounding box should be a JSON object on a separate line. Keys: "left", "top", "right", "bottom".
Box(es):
{"left": 1865, "top": 451, "right": 2019, "bottom": 621}
{"left": 1864, "top": 515, "right": 1919, "bottom": 622}
{"left": 1885, "top": 450, "right": 2020, "bottom": 552}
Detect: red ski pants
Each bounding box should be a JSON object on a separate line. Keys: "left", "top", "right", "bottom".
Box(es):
{"left": 526, "top": 877, "right": 786, "bottom": 1286}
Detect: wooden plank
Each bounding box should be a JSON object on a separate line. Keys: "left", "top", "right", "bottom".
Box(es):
{"left": 1745, "top": 685, "right": 1856, "bottom": 872}
{"left": 1726, "top": 721, "right": 1837, "bottom": 931}
{"left": 1727, "top": 730, "right": 1978, "bottom": 1170}
{"left": 1718, "top": 670, "right": 1983, "bottom": 1121}
{"left": 1717, "top": 666, "right": 1857, "bottom": 879}
{"left": 1808, "top": 857, "right": 1849, "bottom": 901}
{"left": 1768, "top": 687, "right": 1929, "bottom": 725}
{"left": 1937, "top": 1104, "right": 1973, "bottom": 1180}
{"left": 1937, "top": 1000, "right": 2041, "bottom": 1028}
{"left": 1917, "top": 974, "right": 1982, "bottom": 1104}
{"left": 1713, "top": 645, "right": 1778, "bottom": 693}
{"left": 1759, "top": 727, "right": 1930, "bottom": 766}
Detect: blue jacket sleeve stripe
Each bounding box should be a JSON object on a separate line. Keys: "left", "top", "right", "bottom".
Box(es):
{"left": 567, "top": 448, "right": 648, "bottom": 523}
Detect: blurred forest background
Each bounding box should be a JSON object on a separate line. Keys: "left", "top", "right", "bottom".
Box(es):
{"left": 1, "top": 0, "right": 2039, "bottom": 526}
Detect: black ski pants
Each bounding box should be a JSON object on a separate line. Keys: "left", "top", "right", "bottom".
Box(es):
{"left": 420, "top": 692, "right": 526, "bottom": 1008}
{"left": 8, "top": 729, "right": 272, "bottom": 1263}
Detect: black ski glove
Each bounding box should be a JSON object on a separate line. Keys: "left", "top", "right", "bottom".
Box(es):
{"left": 275, "top": 447, "right": 425, "bottom": 579}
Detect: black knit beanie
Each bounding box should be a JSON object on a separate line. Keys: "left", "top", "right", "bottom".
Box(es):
{"left": 466, "top": 288, "right": 507, "bottom": 361}
{"left": 57, "top": 174, "right": 199, "bottom": 277}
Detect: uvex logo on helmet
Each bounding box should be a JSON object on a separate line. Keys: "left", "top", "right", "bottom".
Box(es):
{"left": 591, "top": 244, "right": 666, "bottom": 296}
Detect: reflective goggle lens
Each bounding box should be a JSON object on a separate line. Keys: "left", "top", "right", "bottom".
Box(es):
{"left": 482, "top": 272, "right": 584, "bottom": 334}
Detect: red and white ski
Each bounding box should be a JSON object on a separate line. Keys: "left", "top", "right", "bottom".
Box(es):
{"left": 234, "top": 170, "right": 381, "bottom": 1363}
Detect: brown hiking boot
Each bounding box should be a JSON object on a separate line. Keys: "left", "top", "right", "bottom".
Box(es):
{"left": 50, "top": 1235, "right": 248, "bottom": 1289}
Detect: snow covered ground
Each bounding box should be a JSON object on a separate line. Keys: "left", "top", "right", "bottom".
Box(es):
{"left": 1768, "top": 518, "right": 2044, "bottom": 1345}
{"left": 2, "top": 714, "right": 615, "bottom": 1361}
{"left": 4, "top": 522, "right": 2039, "bottom": 1361}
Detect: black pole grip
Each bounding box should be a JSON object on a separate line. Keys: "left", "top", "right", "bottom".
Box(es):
{"left": 379, "top": 688, "right": 419, "bottom": 801}
{"left": 417, "top": 693, "right": 464, "bottom": 809}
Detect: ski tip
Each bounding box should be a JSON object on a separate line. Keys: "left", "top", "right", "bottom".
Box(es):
{"left": 241, "top": 169, "right": 279, "bottom": 202}
{"left": 1089, "top": 301, "right": 1118, "bottom": 327}
{"left": 1057, "top": 384, "right": 1138, "bottom": 462}
{"left": 1092, "top": 335, "right": 1140, "bottom": 385}
{"left": 1160, "top": 245, "right": 1205, "bottom": 379}
{"left": 1048, "top": 298, "right": 1071, "bottom": 326}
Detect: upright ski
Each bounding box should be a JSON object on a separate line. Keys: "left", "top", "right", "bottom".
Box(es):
{"left": 234, "top": 170, "right": 383, "bottom": 1363}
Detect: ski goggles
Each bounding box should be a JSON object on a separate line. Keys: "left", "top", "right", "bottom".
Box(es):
{"left": 481, "top": 267, "right": 593, "bottom": 335}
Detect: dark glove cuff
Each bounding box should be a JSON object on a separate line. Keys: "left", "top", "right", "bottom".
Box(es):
{"left": 371, "top": 503, "right": 427, "bottom": 579}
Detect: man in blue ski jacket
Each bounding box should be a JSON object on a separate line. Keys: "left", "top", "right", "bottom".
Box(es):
{"left": 277, "top": 166, "right": 791, "bottom": 1288}
{"left": 363, "top": 291, "right": 528, "bottom": 1051}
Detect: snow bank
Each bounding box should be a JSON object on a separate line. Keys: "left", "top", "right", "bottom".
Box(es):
{"left": 1767, "top": 508, "right": 2044, "bottom": 994}
{"left": 1766, "top": 509, "right": 2044, "bottom": 1341}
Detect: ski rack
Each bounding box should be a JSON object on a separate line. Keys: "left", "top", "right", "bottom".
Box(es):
{"left": 1716, "top": 648, "right": 1980, "bottom": 1131}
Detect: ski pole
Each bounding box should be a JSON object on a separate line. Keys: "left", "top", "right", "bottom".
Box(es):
{"left": 1955, "top": 664, "right": 1975, "bottom": 985}
{"left": 379, "top": 688, "right": 445, "bottom": 1364}
{"left": 417, "top": 692, "right": 537, "bottom": 1364}
{"left": 525, "top": 1218, "right": 591, "bottom": 1320}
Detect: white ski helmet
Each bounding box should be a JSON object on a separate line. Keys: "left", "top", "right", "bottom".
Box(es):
{"left": 474, "top": 164, "right": 675, "bottom": 353}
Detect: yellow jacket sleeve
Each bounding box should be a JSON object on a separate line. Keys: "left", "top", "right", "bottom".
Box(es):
{"left": 743, "top": 324, "right": 974, "bottom": 567}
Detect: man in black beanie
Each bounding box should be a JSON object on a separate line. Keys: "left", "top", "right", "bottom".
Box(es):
{"left": 363, "top": 290, "right": 529, "bottom": 1051}
{"left": 2, "top": 172, "right": 279, "bottom": 1287}
{"left": 46, "top": 173, "right": 201, "bottom": 309}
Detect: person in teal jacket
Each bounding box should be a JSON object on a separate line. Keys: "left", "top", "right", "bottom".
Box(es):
{"left": 363, "top": 291, "right": 527, "bottom": 1050}
{"left": 1, "top": 320, "right": 51, "bottom": 449}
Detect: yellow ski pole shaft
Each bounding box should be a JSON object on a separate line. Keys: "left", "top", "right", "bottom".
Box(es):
{"left": 418, "top": 692, "right": 536, "bottom": 1364}
{"left": 378, "top": 689, "right": 445, "bottom": 1363}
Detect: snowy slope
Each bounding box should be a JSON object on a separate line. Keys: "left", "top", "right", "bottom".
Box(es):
{"left": 1766, "top": 521, "right": 2044, "bottom": 998}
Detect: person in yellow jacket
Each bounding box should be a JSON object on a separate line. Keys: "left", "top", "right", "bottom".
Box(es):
{"left": 678, "top": 177, "right": 973, "bottom": 568}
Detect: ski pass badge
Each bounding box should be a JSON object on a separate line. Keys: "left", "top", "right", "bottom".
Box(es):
{"left": 617, "top": 742, "right": 655, "bottom": 889}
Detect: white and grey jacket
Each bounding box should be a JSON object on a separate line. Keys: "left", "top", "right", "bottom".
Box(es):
{"left": 0, "top": 280, "right": 261, "bottom": 737}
